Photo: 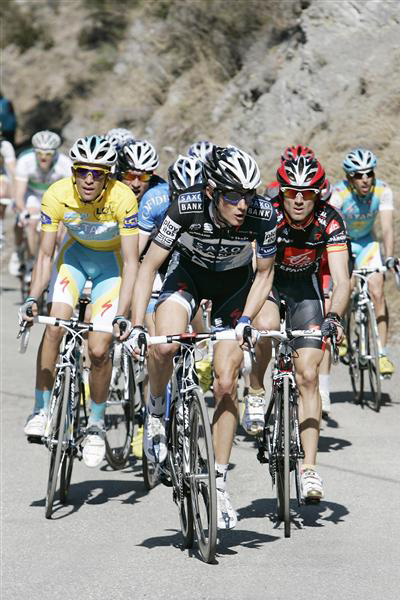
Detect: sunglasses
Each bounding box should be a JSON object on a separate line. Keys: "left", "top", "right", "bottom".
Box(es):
{"left": 36, "top": 150, "right": 55, "bottom": 158}
{"left": 281, "top": 187, "right": 320, "bottom": 201}
{"left": 74, "top": 165, "right": 110, "bottom": 180}
{"left": 121, "top": 171, "right": 152, "bottom": 182}
{"left": 221, "top": 189, "right": 256, "bottom": 205}
{"left": 352, "top": 170, "right": 374, "bottom": 180}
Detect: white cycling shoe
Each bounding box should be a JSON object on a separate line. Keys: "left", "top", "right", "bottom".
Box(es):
{"left": 143, "top": 413, "right": 167, "bottom": 463}
{"left": 320, "top": 390, "right": 331, "bottom": 415}
{"left": 24, "top": 411, "right": 47, "bottom": 437}
{"left": 82, "top": 425, "right": 106, "bottom": 468}
{"left": 301, "top": 466, "right": 324, "bottom": 503}
{"left": 242, "top": 392, "right": 265, "bottom": 436}
{"left": 217, "top": 488, "right": 238, "bottom": 529}
{"left": 8, "top": 251, "right": 21, "bottom": 277}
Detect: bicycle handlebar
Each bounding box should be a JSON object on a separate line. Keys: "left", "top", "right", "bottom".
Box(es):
{"left": 148, "top": 329, "right": 237, "bottom": 345}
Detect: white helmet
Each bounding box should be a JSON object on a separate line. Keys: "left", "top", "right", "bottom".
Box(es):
{"left": 168, "top": 155, "right": 204, "bottom": 199}
{"left": 204, "top": 145, "right": 261, "bottom": 191}
{"left": 187, "top": 140, "right": 215, "bottom": 162}
{"left": 343, "top": 148, "right": 377, "bottom": 174}
{"left": 32, "top": 130, "right": 61, "bottom": 151}
{"left": 69, "top": 135, "right": 117, "bottom": 167}
{"left": 118, "top": 140, "right": 159, "bottom": 172}
{"left": 105, "top": 127, "right": 134, "bottom": 149}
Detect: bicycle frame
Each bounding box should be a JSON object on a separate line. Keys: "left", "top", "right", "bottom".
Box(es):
{"left": 351, "top": 269, "right": 383, "bottom": 360}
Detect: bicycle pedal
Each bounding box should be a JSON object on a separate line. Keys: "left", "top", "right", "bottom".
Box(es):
{"left": 27, "top": 435, "right": 44, "bottom": 445}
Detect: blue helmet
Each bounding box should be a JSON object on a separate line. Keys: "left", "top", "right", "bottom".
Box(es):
{"left": 343, "top": 148, "right": 377, "bottom": 175}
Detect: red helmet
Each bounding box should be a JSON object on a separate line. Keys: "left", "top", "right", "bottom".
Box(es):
{"left": 277, "top": 156, "right": 326, "bottom": 190}
{"left": 280, "top": 145, "right": 315, "bottom": 163}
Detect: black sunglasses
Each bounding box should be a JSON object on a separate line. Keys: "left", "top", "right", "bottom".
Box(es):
{"left": 221, "top": 189, "right": 256, "bottom": 205}
{"left": 352, "top": 170, "right": 374, "bottom": 180}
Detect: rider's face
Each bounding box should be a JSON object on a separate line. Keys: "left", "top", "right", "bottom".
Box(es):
{"left": 350, "top": 171, "right": 374, "bottom": 197}
{"left": 35, "top": 150, "right": 54, "bottom": 172}
{"left": 121, "top": 170, "right": 152, "bottom": 201}
{"left": 74, "top": 165, "right": 109, "bottom": 202}
{"left": 282, "top": 190, "right": 316, "bottom": 223}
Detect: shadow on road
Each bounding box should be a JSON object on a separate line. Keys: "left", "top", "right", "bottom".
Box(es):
{"left": 331, "top": 390, "right": 393, "bottom": 407}
{"left": 30, "top": 462, "right": 149, "bottom": 519}
{"left": 318, "top": 434, "right": 352, "bottom": 453}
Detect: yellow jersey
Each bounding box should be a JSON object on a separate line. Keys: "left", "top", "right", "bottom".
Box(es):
{"left": 41, "top": 177, "right": 138, "bottom": 251}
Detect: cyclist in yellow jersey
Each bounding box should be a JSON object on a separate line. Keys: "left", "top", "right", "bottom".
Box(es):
{"left": 19, "top": 136, "right": 139, "bottom": 468}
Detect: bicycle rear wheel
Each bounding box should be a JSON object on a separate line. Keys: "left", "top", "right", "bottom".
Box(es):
{"left": 142, "top": 450, "right": 160, "bottom": 491}
{"left": 189, "top": 390, "right": 217, "bottom": 563}
{"left": 60, "top": 372, "right": 84, "bottom": 504}
{"left": 365, "top": 302, "right": 382, "bottom": 412}
{"left": 45, "top": 368, "right": 70, "bottom": 519}
{"left": 276, "top": 377, "right": 290, "bottom": 537}
{"left": 347, "top": 305, "right": 364, "bottom": 404}
{"left": 169, "top": 403, "right": 194, "bottom": 548}
{"left": 105, "top": 349, "right": 135, "bottom": 469}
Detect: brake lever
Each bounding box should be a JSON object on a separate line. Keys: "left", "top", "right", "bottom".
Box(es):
{"left": 138, "top": 332, "right": 147, "bottom": 370}
{"left": 243, "top": 325, "right": 257, "bottom": 363}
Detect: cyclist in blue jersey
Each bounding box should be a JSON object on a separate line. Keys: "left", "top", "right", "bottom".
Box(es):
{"left": 330, "top": 148, "right": 395, "bottom": 377}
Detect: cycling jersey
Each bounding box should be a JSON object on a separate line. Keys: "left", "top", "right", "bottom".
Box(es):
{"left": 138, "top": 181, "right": 169, "bottom": 234}
{"left": 153, "top": 185, "right": 277, "bottom": 272}
{"left": 15, "top": 149, "right": 72, "bottom": 199}
{"left": 0, "top": 140, "right": 15, "bottom": 165}
{"left": 41, "top": 177, "right": 138, "bottom": 251}
{"left": 330, "top": 179, "right": 393, "bottom": 241}
{"left": 272, "top": 200, "right": 348, "bottom": 279}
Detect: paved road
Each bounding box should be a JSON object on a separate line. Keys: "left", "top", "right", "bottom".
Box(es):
{"left": 1, "top": 252, "right": 400, "bottom": 600}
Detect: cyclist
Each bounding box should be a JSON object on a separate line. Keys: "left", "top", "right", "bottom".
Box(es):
{"left": 0, "top": 129, "right": 16, "bottom": 246}
{"left": 187, "top": 140, "right": 215, "bottom": 162}
{"left": 330, "top": 148, "right": 395, "bottom": 377}
{"left": 8, "top": 130, "right": 72, "bottom": 276}
{"left": 105, "top": 127, "right": 135, "bottom": 150}
{"left": 245, "top": 155, "right": 350, "bottom": 502}
{"left": 19, "top": 135, "right": 139, "bottom": 468}
{"left": 128, "top": 145, "right": 277, "bottom": 529}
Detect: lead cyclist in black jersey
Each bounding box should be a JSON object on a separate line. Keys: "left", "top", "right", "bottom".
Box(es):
{"left": 128, "top": 146, "right": 277, "bottom": 529}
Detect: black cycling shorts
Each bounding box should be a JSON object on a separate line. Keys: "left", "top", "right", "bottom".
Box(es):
{"left": 156, "top": 251, "right": 254, "bottom": 327}
{"left": 268, "top": 272, "right": 324, "bottom": 350}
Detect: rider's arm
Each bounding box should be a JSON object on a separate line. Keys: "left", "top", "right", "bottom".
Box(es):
{"left": 138, "top": 231, "right": 151, "bottom": 256}
{"left": 241, "top": 255, "right": 275, "bottom": 320}
{"left": 14, "top": 177, "right": 28, "bottom": 212}
{"left": 131, "top": 242, "right": 171, "bottom": 326}
{"left": 379, "top": 209, "right": 394, "bottom": 260}
{"left": 29, "top": 230, "right": 57, "bottom": 301}
{"left": 115, "top": 233, "right": 139, "bottom": 318}
{"left": 327, "top": 249, "right": 350, "bottom": 317}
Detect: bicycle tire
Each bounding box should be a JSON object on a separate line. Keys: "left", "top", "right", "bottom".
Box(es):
{"left": 274, "top": 388, "right": 284, "bottom": 521}
{"left": 142, "top": 449, "right": 159, "bottom": 491}
{"left": 169, "top": 401, "right": 194, "bottom": 549}
{"left": 347, "top": 303, "right": 364, "bottom": 403}
{"left": 105, "top": 350, "right": 135, "bottom": 469}
{"left": 45, "top": 367, "right": 70, "bottom": 519}
{"left": 189, "top": 390, "right": 217, "bottom": 563}
{"left": 365, "top": 302, "right": 382, "bottom": 412}
{"left": 60, "top": 373, "right": 84, "bottom": 504}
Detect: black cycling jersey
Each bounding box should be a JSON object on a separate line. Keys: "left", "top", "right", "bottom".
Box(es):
{"left": 153, "top": 185, "right": 277, "bottom": 272}
{"left": 271, "top": 199, "right": 348, "bottom": 280}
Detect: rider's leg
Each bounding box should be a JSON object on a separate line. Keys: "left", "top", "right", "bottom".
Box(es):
{"left": 293, "top": 347, "right": 324, "bottom": 466}
{"left": 87, "top": 331, "right": 113, "bottom": 415}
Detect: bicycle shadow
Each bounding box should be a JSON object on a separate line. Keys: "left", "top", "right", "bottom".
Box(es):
{"left": 331, "top": 390, "right": 393, "bottom": 408}
{"left": 237, "top": 497, "right": 349, "bottom": 531}
{"left": 318, "top": 434, "right": 352, "bottom": 453}
{"left": 30, "top": 461, "right": 148, "bottom": 519}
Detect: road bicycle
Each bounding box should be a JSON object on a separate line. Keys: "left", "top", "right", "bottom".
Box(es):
{"left": 253, "top": 302, "right": 333, "bottom": 538}
{"left": 137, "top": 329, "right": 235, "bottom": 563}
{"left": 18, "top": 299, "right": 113, "bottom": 518}
{"left": 344, "top": 263, "right": 399, "bottom": 412}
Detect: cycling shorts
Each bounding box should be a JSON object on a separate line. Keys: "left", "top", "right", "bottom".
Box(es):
{"left": 25, "top": 194, "right": 41, "bottom": 211}
{"left": 146, "top": 272, "right": 164, "bottom": 315}
{"left": 156, "top": 251, "right": 253, "bottom": 327}
{"left": 351, "top": 237, "right": 383, "bottom": 269}
{"left": 47, "top": 236, "right": 122, "bottom": 329}
{"left": 268, "top": 273, "right": 324, "bottom": 350}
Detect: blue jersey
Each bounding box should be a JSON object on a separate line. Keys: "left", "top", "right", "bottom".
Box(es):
{"left": 330, "top": 179, "right": 393, "bottom": 241}
{"left": 138, "top": 181, "right": 169, "bottom": 235}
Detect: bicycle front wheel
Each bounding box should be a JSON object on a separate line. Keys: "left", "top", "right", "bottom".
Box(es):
{"left": 365, "top": 302, "right": 382, "bottom": 412}
{"left": 105, "top": 351, "right": 135, "bottom": 469}
{"left": 45, "top": 367, "right": 70, "bottom": 519}
{"left": 276, "top": 377, "right": 290, "bottom": 537}
{"left": 347, "top": 304, "right": 364, "bottom": 404}
{"left": 60, "top": 372, "right": 84, "bottom": 504}
{"left": 189, "top": 390, "right": 217, "bottom": 563}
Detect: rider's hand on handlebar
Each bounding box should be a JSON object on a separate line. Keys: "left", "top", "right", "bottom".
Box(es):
{"left": 112, "top": 316, "right": 132, "bottom": 341}
{"left": 18, "top": 297, "right": 38, "bottom": 325}
{"left": 385, "top": 256, "right": 399, "bottom": 272}
{"left": 123, "top": 326, "right": 150, "bottom": 359}
{"left": 17, "top": 209, "right": 30, "bottom": 228}
{"left": 321, "top": 314, "right": 344, "bottom": 343}
{"left": 235, "top": 317, "right": 259, "bottom": 348}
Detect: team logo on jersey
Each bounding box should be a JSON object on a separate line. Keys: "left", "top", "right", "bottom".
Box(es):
{"left": 156, "top": 216, "right": 181, "bottom": 247}
{"left": 64, "top": 211, "right": 81, "bottom": 220}
{"left": 41, "top": 211, "right": 52, "bottom": 225}
{"left": 247, "top": 199, "right": 272, "bottom": 220}
{"left": 178, "top": 191, "right": 203, "bottom": 214}
{"left": 263, "top": 228, "right": 276, "bottom": 245}
{"left": 284, "top": 247, "right": 316, "bottom": 267}
{"left": 326, "top": 219, "right": 340, "bottom": 235}
{"left": 203, "top": 223, "right": 213, "bottom": 233}
{"left": 124, "top": 214, "right": 138, "bottom": 229}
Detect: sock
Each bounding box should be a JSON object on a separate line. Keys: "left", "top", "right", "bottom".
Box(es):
{"left": 215, "top": 463, "right": 229, "bottom": 490}
{"left": 319, "top": 374, "right": 330, "bottom": 396}
{"left": 248, "top": 386, "right": 264, "bottom": 396}
{"left": 34, "top": 389, "right": 51, "bottom": 414}
{"left": 88, "top": 401, "right": 106, "bottom": 426}
{"left": 149, "top": 392, "right": 165, "bottom": 417}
